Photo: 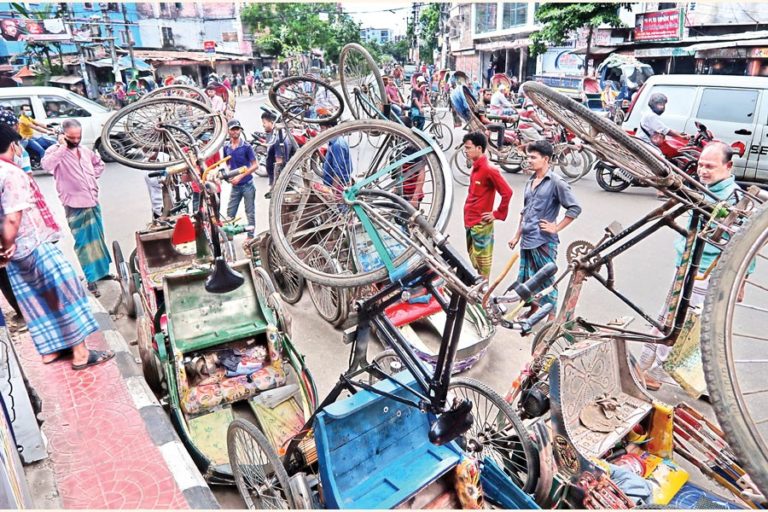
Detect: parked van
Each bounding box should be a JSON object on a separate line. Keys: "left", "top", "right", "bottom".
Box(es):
{"left": 0, "top": 86, "right": 114, "bottom": 160}
{"left": 623, "top": 74, "right": 768, "bottom": 184}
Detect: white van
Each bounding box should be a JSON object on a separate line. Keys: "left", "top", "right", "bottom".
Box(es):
{"left": 623, "top": 74, "right": 768, "bottom": 184}
{"left": 0, "top": 86, "right": 114, "bottom": 160}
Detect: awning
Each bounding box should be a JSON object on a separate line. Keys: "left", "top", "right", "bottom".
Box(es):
{"left": 88, "top": 56, "right": 153, "bottom": 71}
{"left": 572, "top": 46, "right": 617, "bottom": 55}
{"left": 48, "top": 75, "right": 83, "bottom": 85}
{"left": 634, "top": 46, "right": 695, "bottom": 58}
{"left": 688, "top": 38, "right": 768, "bottom": 52}
{"left": 475, "top": 38, "right": 531, "bottom": 52}
{"left": 12, "top": 66, "right": 35, "bottom": 79}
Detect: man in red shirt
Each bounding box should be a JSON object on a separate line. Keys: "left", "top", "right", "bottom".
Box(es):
{"left": 463, "top": 131, "right": 513, "bottom": 279}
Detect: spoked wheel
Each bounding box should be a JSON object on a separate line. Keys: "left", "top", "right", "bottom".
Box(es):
{"left": 260, "top": 233, "right": 305, "bottom": 305}
{"left": 113, "top": 241, "right": 137, "bottom": 318}
{"left": 428, "top": 121, "right": 454, "bottom": 151}
{"left": 552, "top": 143, "right": 590, "bottom": 183}
{"left": 99, "top": 97, "right": 225, "bottom": 170}
{"left": 134, "top": 292, "right": 163, "bottom": 395}
{"left": 143, "top": 85, "right": 210, "bottom": 105}
{"left": 522, "top": 81, "right": 672, "bottom": 184}
{"left": 368, "top": 349, "right": 407, "bottom": 384}
{"left": 448, "top": 377, "right": 539, "bottom": 494}
{"left": 269, "top": 76, "right": 344, "bottom": 126}
{"left": 702, "top": 203, "right": 768, "bottom": 497}
{"left": 306, "top": 245, "right": 350, "bottom": 327}
{"left": 339, "top": 43, "right": 387, "bottom": 120}
{"left": 450, "top": 146, "right": 471, "bottom": 186}
{"left": 269, "top": 119, "right": 449, "bottom": 289}
{"left": 595, "top": 162, "right": 631, "bottom": 192}
{"left": 228, "top": 419, "right": 296, "bottom": 510}
{"left": 498, "top": 149, "right": 526, "bottom": 174}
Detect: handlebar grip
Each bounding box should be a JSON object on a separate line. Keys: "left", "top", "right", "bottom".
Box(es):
{"left": 222, "top": 166, "right": 246, "bottom": 180}
{"left": 204, "top": 155, "right": 231, "bottom": 174}
{"left": 513, "top": 262, "right": 557, "bottom": 303}
{"left": 520, "top": 303, "right": 554, "bottom": 335}
{"left": 165, "top": 163, "right": 188, "bottom": 175}
{"left": 147, "top": 171, "right": 165, "bottom": 178}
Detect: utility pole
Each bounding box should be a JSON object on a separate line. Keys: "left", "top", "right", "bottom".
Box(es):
{"left": 61, "top": 3, "right": 94, "bottom": 98}
{"left": 101, "top": 3, "right": 121, "bottom": 84}
{"left": 121, "top": 3, "right": 135, "bottom": 70}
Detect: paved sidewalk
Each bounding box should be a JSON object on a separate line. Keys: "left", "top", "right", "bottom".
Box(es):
{"left": 11, "top": 295, "right": 217, "bottom": 509}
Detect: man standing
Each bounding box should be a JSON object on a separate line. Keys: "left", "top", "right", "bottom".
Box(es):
{"left": 263, "top": 110, "right": 295, "bottom": 199}
{"left": 246, "top": 71, "right": 255, "bottom": 96}
{"left": 0, "top": 123, "right": 113, "bottom": 370}
{"left": 462, "top": 131, "right": 513, "bottom": 279}
{"left": 41, "top": 119, "right": 111, "bottom": 297}
{"left": 223, "top": 119, "right": 258, "bottom": 238}
{"left": 509, "top": 140, "right": 581, "bottom": 318}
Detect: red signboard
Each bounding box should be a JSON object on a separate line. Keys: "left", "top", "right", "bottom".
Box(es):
{"left": 634, "top": 9, "right": 683, "bottom": 42}
{"left": 203, "top": 40, "right": 216, "bottom": 53}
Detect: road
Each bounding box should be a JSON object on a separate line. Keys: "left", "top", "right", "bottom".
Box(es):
{"left": 32, "top": 92, "right": 722, "bottom": 506}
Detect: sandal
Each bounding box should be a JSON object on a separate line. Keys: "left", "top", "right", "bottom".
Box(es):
{"left": 72, "top": 349, "right": 114, "bottom": 371}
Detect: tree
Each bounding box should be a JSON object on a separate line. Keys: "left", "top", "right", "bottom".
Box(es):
{"left": 10, "top": 2, "right": 67, "bottom": 80}
{"left": 529, "top": 3, "right": 631, "bottom": 76}
{"left": 419, "top": 3, "right": 441, "bottom": 64}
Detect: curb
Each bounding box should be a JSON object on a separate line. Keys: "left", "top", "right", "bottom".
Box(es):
{"left": 89, "top": 297, "right": 220, "bottom": 510}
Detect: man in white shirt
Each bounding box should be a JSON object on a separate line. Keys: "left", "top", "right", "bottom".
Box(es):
{"left": 490, "top": 84, "right": 516, "bottom": 116}
{"left": 637, "top": 93, "right": 686, "bottom": 145}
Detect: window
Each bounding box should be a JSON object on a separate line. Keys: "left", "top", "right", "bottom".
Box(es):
{"left": 697, "top": 88, "right": 758, "bottom": 124}
{"left": 658, "top": 3, "right": 677, "bottom": 9}
{"left": 106, "top": 3, "right": 119, "bottom": 12}
{"left": 502, "top": 3, "right": 528, "bottom": 29}
{"left": 83, "top": 2, "right": 93, "bottom": 9}
{"left": 474, "top": 3, "right": 498, "bottom": 34}
{"left": 41, "top": 96, "right": 91, "bottom": 118}
{"left": 161, "top": 26, "right": 174, "bottom": 47}
{"left": 0, "top": 98, "right": 33, "bottom": 119}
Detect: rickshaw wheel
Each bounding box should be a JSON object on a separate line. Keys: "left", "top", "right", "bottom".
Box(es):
{"left": 448, "top": 377, "right": 540, "bottom": 494}
{"left": 450, "top": 146, "right": 471, "bottom": 187}
{"left": 339, "top": 43, "right": 386, "bottom": 120}
{"left": 228, "top": 419, "right": 296, "bottom": 510}
{"left": 261, "top": 234, "right": 305, "bottom": 305}
{"left": 369, "top": 349, "right": 407, "bottom": 385}
{"left": 134, "top": 292, "right": 163, "bottom": 395}
{"left": 306, "top": 245, "right": 349, "bottom": 327}
{"left": 143, "top": 85, "right": 210, "bottom": 106}
{"left": 269, "top": 76, "right": 344, "bottom": 126}
{"left": 113, "top": 241, "right": 137, "bottom": 318}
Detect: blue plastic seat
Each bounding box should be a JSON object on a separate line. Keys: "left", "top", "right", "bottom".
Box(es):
{"left": 313, "top": 372, "right": 461, "bottom": 509}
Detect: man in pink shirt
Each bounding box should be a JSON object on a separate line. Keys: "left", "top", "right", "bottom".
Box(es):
{"left": 41, "top": 119, "right": 112, "bottom": 297}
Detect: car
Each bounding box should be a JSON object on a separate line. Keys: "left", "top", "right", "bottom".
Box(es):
{"left": 403, "top": 64, "right": 418, "bottom": 81}
{"left": 623, "top": 74, "right": 768, "bottom": 184}
{"left": 0, "top": 86, "right": 115, "bottom": 161}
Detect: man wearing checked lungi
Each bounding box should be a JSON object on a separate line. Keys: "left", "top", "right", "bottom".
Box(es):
{"left": 509, "top": 140, "right": 581, "bottom": 321}
{"left": 462, "top": 131, "right": 513, "bottom": 279}
{"left": 0, "top": 123, "right": 113, "bottom": 369}
{"left": 42, "top": 119, "right": 112, "bottom": 298}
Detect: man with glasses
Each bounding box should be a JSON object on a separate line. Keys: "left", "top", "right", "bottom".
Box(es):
{"left": 223, "top": 119, "right": 258, "bottom": 238}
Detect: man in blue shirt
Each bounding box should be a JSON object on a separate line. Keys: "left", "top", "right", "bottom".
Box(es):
{"left": 263, "top": 110, "right": 296, "bottom": 199}
{"left": 322, "top": 117, "right": 351, "bottom": 188}
{"left": 224, "top": 119, "right": 258, "bottom": 238}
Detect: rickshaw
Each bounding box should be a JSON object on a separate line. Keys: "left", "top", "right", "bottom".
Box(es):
{"left": 262, "top": 67, "right": 275, "bottom": 88}
{"left": 490, "top": 72, "right": 511, "bottom": 93}
{"left": 207, "top": 81, "right": 236, "bottom": 119}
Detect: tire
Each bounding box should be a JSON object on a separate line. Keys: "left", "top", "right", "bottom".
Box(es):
{"left": 143, "top": 85, "right": 210, "bottom": 106}
{"left": 268, "top": 76, "right": 344, "bottom": 126}
{"left": 96, "top": 139, "right": 116, "bottom": 163}
{"left": 135, "top": 293, "right": 163, "bottom": 395}
{"left": 595, "top": 162, "right": 631, "bottom": 192}
{"left": 254, "top": 145, "right": 268, "bottom": 178}
{"left": 428, "top": 121, "right": 453, "bottom": 151}
{"left": 499, "top": 151, "right": 525, "bottom": 174}
{"left": 261, "top": 234, "right": 305, "bottom": 305}
{"left": 701, "top": 203, "right": 768, "bottom": 497}
{"left": 450, "top": 147, "right": 471, "bottom": 186}
{"left": 449, "top": 377, "right": 540, "bottom": 494}
{"left": 369, "top": 349, "right": 407, "bottom": 384}
{"left": 113, "top": 241, "right": 137, "bottom": 318}
{"left": 523, "top": 81, "right": 671, "bottom": 183}
{"left": 99, "top": 97, "right": 225, "bottom": 170}
{"left": 339, "top": 43, "right": 386, "bottom": 120}
{"left": 269, "top": 119, "right": 447, "bottom": 289}
{"left": 227, "top": 419, "right": 296, "bottom": 509}
{"left": 306, "top": 246, "right": 349, "bottom": 326}
{"left": 552, "top": 144, "right": 589, "bottom": 182}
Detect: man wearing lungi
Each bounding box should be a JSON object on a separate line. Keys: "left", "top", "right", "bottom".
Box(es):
{"left": 0, "top": 124, "right": 113, "bottom": 369}
{"left": 462, "top": 131, "right": 513, "bottom": 279}
{"left": 41, "top": 119, "right": 112, "bottom": 297}
{"left": 509, "top": 140, "right": 581, "bottom": 320}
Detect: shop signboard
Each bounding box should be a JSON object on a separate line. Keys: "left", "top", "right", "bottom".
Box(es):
{"left": 203, "top": 40, "right": 216, "bottom": 54}
{"left": 634, "top": 9, "right": 684, "bottom": 42}
{"left": 541, "top": 47, "right": 584, "bottom": 75}
{"left": 0, "top": 17, "right": 71, "bottom": 42}
{"left": 751, "top": 48, "right": 768, "bottom": 58}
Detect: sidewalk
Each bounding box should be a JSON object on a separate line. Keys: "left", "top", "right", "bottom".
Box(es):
{"left": 11, "top": 293, "right": 218, "bottom": 509}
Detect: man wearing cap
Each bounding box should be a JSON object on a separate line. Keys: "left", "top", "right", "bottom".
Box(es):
{"left": 638, "top": 92, "right": 686, "bottom": 146}
{"left": 223, "top": 119, "right": 258, "bottom": 238}
{"left": 410, "top": 75, "right": 430, "bottom": 129}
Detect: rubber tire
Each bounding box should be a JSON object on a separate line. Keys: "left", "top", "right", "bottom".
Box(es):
{"left": 112, "top": 241, "right": 137, "bottom": 318}
{"left": 134, "top": 292, "right": 163, "bottom": 395}
{"left": 261, "top": 234, "right": 304, "bottom": 305}
{"left": 268, "top": 76, "right": 344, "bottom": 126}
{"left": 99, "top": 96, "right": 225, "bottom": 170}
{"left": 306, "top": 247, "right": 349, "bottom": 326}
{"left": 95, "top": 139, "right": 116, "bottom": 163}
{"left": 254, "top": 145, "right": 268, "bottom": 178}
{"left": 143, "top": 85, "right": 210, "bottom": 106}
{"left": 522, "top": 81, "right": 671, "bottom": 182}
{"left": 448, "top": 377, "right": 540, "bottom": 494}
{"left": 595, "top": 163, "right": 631, "bottom": 193}
{"left": 552, "top": 144, "right": 589, "bottom": 181}
{"left": 227, "top": 419, "right": 296, "bottom": 510}
{"left": 530, "top": 322, "right": 554, "bottom": 356}
{"left": 269, "top": 119, "right": 446, "bottom": 289}
{"left": 701, "top": 202, "right": 768, "bottom": 497}
{"left": 428, "top": 121, "right": 454, "bottom": 151}
{"left": 498, "top": 151, "right": 525, "bottom": 174}
{"left": 339, "top": 43, "right": 387, "bottom": 120}
{"left": 450, "top": 147, "right": 471, "bottom": 186}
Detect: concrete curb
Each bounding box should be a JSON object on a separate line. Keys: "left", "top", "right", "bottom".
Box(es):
{"left": 89, "top": 297, "right": 219, "bottom": 510}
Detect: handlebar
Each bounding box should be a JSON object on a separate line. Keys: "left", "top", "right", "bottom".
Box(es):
{"left": 508, "top": 262, "right": 557, "bottom": 303}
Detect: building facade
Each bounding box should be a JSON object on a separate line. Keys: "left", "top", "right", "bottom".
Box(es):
{"left": 360, "top": 27, "right": 392, "bottom": 45}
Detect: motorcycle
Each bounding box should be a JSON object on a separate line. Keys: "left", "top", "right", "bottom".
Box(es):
{"left": 595, "top": 121, "right": 745, "bottom": 193}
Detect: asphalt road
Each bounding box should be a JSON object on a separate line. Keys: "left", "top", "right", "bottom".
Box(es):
{"left": 32, "top": 92, "right": 730, "bottom": 507}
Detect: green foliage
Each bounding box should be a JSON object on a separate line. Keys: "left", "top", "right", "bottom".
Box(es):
{"left": 419, "top": 3, "right": 441, "bottom": 63}
{"left": 529, "top": 3, "right": 631, "bottom": 61}
{"left": 9, "top": 2, "right": 67, "bottom": 77}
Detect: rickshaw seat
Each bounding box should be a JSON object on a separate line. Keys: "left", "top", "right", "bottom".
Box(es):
{"left": 314, "top": 370, "right": 461, "bottom": 509}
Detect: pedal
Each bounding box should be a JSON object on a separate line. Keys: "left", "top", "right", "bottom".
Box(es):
{"left": 606, "top": 221, "right": 623, "bottom": 237}
{"left": 342, "top": 326, "right": 356, "bottom": 345}
{"left": 606, "top": 316, "right": 633, "bottom": 329}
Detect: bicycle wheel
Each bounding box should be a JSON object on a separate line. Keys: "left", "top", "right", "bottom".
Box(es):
{"left": 522, "top": 82, "right": 672, "bottom": 183}
{"left": 227, "top": 419, "right": 295, "bottom": 509}
{"left": 552, "top": 143, "right": 589, "bottom": 182}
{"left": 113, "top": 241, "right": 136, "bottom": 318}
{"left": 268, "top": 76, "right": 344, "bottom": 126}
{"left": 100, "top": 97, "right": 225, "bottom": 170}
{"left": 450, "top": 146, "right": 471, "bottom": 186}
{"left": 449, "top": 377, "right": 539, "bottom": 494}
{"left": 339, "top": 43, "right": 387, "bottom": 120}
{"left": 702, "top": 203, "right": 768, "bottom": 497}
{"left": 306, "top": 245, "right": 350, "bottom": 326}
{"left": 260, "top": 233, "right": 305, "bottom": 305}
{"left": 428, "top": 121, "right": 454, "bottom": 152}
{"left": 143, "top": 85, "right": 210, "bottom": 105}
{"left": 269, "top": 119, "right": 449, "bottom": 289}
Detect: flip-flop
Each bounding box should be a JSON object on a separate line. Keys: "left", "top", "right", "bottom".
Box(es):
{"left": 72, "top": 349, "right": 114, "bottom": 371}
{"left": 42, "top": 348, "right": 72, "bottom": 364}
